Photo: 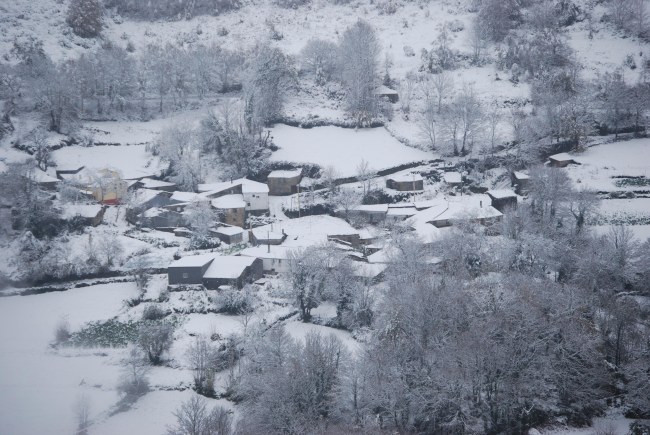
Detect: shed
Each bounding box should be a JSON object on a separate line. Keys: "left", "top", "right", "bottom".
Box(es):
{"left": 375, "top": 85, "right": 399, "bottom": 103}
{"left": 443, "top": 171, "right": 462, "bottom": 186}
{"left": 511, "top": 171, "right": 530, "bottom": 195}
{"left": 168, "top": 254, "right": 216, "bottom": 286}
{"left": 140, "top": 207, "right": 185, "bottom": 230}
{"left": 386, "top": 173, "right": 424, "bottom": 191}
{"left": 61, "top": 204, "right": 106, "bottom": 227}
{"left": 267, "top": 169, "right": 303, "bottom": 195}
{"left": 349, "top": 204, "right": 388, "bottom": 224}
{"left": 486, "top": 189, "right": 518, "bottom": 212}
{"left": 31, "top": 169, "right": 60, "bottom": 190}
{"left": 202, "top": 256, "right": 263, "bottom": 289}
{"left": 250, "top": 228, "right": 287, "bottom": 246}
{"left": 386, "top": 204, "right": 417, "bottom": 222}
{"left": 548, "top": 153, "right": 579, "bottom": 168}
{"left": 212, "top": 226, "right": 245, "bottom": 245}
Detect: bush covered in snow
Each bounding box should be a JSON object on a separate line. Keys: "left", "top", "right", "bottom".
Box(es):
{"left": 214, "top": 287, "right": 256, "bottom": 315}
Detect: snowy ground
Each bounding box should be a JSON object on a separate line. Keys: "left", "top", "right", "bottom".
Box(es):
{"left": 0, "top": 283, "right": 138, "bottom": 435}
{"left": 270, "top": 124, "right": 432, "bottom": 176}
{"left": 566, "top": 138, "right": 650, "bottom": 192}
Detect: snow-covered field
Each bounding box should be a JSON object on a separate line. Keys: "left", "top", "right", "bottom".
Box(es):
{"left": 52, "top": 144, "right": 164, "bottom": 179}
{"left": 566, "top": 138, "right": 650, "bottom": 192}
{"left": 270, "top": 124, "right": 432, "bottom": 176}
{"left": 0, "top": 283, "right": 138, "bottom": 435}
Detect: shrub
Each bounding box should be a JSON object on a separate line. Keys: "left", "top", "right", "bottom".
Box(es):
{"left": 54, "top": 317, "right": 71, "bottom": 344}
{"left": 138, "top": 322, "right": 174, "bottom": 365}
{"left": 66, "top": 0, "right": 103, "bottom": 38}
{"left": 214, "top": 288, "right": 255, "bottom": 315}
{"left": 142, "top": 304, "right": 166, "bottom": 321}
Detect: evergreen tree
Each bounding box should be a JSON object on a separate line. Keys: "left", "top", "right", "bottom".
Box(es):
{"left": 67, "top": 0, "right": 103, "bottom": 38}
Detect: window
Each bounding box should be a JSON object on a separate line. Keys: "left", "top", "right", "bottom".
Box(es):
{"left": 182, "top": 273, "right": 188, "bottom": 279}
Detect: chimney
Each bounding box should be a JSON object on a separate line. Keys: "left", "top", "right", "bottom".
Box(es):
{"left": 480, "top": 200, "right": 483, "bottom": 208}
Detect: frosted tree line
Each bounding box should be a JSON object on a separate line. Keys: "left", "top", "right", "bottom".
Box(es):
{"left": 158, "top": 166, "right": 650, "bottom": 434}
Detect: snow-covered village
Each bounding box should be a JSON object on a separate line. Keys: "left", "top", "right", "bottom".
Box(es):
{"left": 2, "top": 0, "right": 650, "bottom": 434}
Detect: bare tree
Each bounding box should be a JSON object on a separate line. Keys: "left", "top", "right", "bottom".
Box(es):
{"left": 356, "top": 159, "right": 376, "bottom": 197}
{"left": 339, "top": 20, "right": 381, "bottom": 126}
{"left": 167, "top": 394, "right": 233, "bottom": 435}
{"left": 138, "top": 322, "right": 174, "bottom": 365}
{"left": 117, "top": 346, "right": 150, "bottom": 400}
{"left": 300, "top": 39, "right": 339, "bottom": 85}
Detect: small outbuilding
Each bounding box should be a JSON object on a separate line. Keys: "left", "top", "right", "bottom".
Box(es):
{"left": 386, "top": 173, "right": 424, "bottom": 191}
{"left": 267, "top": 169, "right": 303, "bottom": 195}
{"left": 212, "top": 226, "right": 245, "bottom": 245}
{"left": 375, "top": 85, "right": 399, "bottom": 103}
{"left": 61, "top": 204, "right": 106, "bottom": 227}
{"left": 202, "top": 256, "right": 263, "bottom": 289}
{"left": 486, "top": 189, "right": 518, "bottom": 212}
{"left": 443, "top": 171, "right": 462, "bottom": 187}
{"left": 511, "top": 171, "right": 530, "bottom": 195}
{"left": 140, "top": 208, "right": 185, "bottom": 230}
{"left": 349, "top": 204, "right": 388, "bottom": 224}
{"left": 548, "top": 153, "right": 579, "bottom": 168}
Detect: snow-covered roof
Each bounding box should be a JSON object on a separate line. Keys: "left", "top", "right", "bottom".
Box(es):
{"left": 251, "top": 229, "right": 286, "bottom": 241}
{"left": 487, "top": 189, "right": 517, "bottom": 199}
{"left": 549, "top": 153, "right": 577, "bottom": 162}
{"left": 407, "top": 194, "right": 502, "bottom": 224}
{"left": 211, "top": 194, "right": 246, "bottom": 209}
{"left": 203, "top": 256, "right": 257, "bottom": 279}
{"left": 60, "top": 204, "right": 103, "bottom": 219}
{"left": 376, "top": 85, "right": 398, "bottom": 95}
{"left": 387, "top": 206, "right": 417, "bottom": 217}
{"left": 388, "top": 173, "right": 423, "bottom": 183}
{"left": 131, "top": 188, "right": 166, "bottom": 205}
{"left": 513, "top": 171, "right": 530, "bottom": 180}
{"left": 353, "top": 204, "right": 389, "bottom": 213}
{"left": 240, "top": 245, "right": 295, "bottom": 260}
{"left": 170, "top": 191, "right": 204, "bottom": 203}
{"left": 258, "top": 215, "right": 357, "bottom": 237}
{"left": 268, "top": 168, "right": 302, "bottom": 179}
{"left": 31, "top": 169, "right": 59, "bottom": 184}
{"left": 215, "top": 226, "right": 245, "bottom": 236}
{"left": 354, "top": 262, "right": 387, "bottom": 278}
{"left": 168, "top": 254, "right": 215, "bottom": 268}
{"left": 139, "top": 178, "right": 175, "bottom": 189}
{"left": 198, "top": 178, "right": 269, "bottom": 194}
{"left": 443, "top": 172, "right": 462, "bottom": 184}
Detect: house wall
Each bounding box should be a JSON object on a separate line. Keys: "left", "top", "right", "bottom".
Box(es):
{"left": 386, "top": 179, "right": 424, "bottom": 191}
{"left": 257, "top": 256, "right": 290, "bottom": 273}
{"left": 268, "top": 176, "right": 301, "bottom": 195}
{"left": 220, "top": 207, "right": 245, "bottom": 228}
{"left": 490, "top": 197, "right": 517, "bottom": 213}
{"left": 168, "top": 263, "right": 211, "bottom": 285}
{"left": 243, "top": 192, "right": 269, "bottom": 211}
{"left": 141, "top": 211, "right": 185, "bottom": 229}
{"left": 215, "top": 232, "right": 243, "bottom": 245}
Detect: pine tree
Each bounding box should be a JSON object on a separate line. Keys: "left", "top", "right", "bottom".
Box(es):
{"left": 66, "top": 0, "right": 103, "bottom": 38}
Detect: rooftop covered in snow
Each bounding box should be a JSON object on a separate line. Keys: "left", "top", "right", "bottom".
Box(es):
{"left": 203, "top": 256, "right": 257, "bottom": 279}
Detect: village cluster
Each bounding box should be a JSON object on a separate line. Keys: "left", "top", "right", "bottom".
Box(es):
{"left": 18, "top": 149, "right": 586, "bottom": 292}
